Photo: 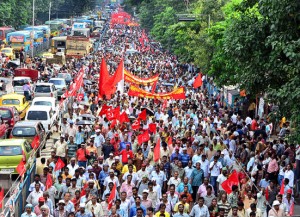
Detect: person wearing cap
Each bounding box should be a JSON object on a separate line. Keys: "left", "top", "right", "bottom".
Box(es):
{"left": 67, "top": 158, "right": 79, "bottom": 177}
{"left": 54, "top": 134, "right": 68, "bottom": 164}
{"left": 33, "top": 197, "right": 46, "bottom": 216}
{"left": 66, "top": 120, "right": 77, "bottom": 138}
{"left": 53, "top": 200, "right": 68, "bottom": 217}
{"left": 76, "top": 143, "right": 88, "bottom": 168}
{"left": 268, "top": 200, "right": 285, "bottom": 217}
{"left": 76, "top": 203, "right": 92, "bottom": 217}
{"left": 283, "top": 189, "right": 294, "bottom": 215}
{"left": 141, "top": 189, "right": 152, "bottom": 209}
{"left": 94, "top": 129, "right": 105, "bottom": 156}
{"left": 105, "top": 152, "right": 115, "bottom": 167}
{"left": 103, "top": 168, "right": 120, "bottom": 190}
{"left": 114, "top": 156, "right": 123, "bottom": 172}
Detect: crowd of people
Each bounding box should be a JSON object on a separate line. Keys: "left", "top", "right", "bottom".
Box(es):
{"left": 20, "top": 6, "right": 299, "bottom": 217}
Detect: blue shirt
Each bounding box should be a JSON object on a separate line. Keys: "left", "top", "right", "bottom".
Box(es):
{"left": 75, "top": 211, "right": 93, "bottom": 217}
{"left": 119, "top": 141, "right": 132, "bottom": 151}
{"left": 98, "top": 170, "right": 109, "bottom": 185}
{"left": 129, "top": 205, "right": 146, "bottom": 217}
{"left": 181, "top": 153, "right": 190, "bottom": 167}
{"left": 177, "top": 182, "right": 193, "bottom": 194}
{"left": 75, "top": 131, "right": 85, "bottom": 145}
{"left": 170, "top": 153, "right": 182, "bottom": 162}
{"left": 190, "top": 168, "right": 204, "bottom": 187}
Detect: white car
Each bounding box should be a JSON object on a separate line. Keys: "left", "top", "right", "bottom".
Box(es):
{"left": 25, "top": 106, "right": 55, "bottom": 132}
{"left": 31, "top": 97, "right": 61, "bottom": 121}
{"left": 33, "top": 83, "right": 58, "bottom": 99}
{"left": 48, "top": 78, "right": 67, "bottom": 99}
{"left": 12, "top": 77, "right": 32, "bottom": 94}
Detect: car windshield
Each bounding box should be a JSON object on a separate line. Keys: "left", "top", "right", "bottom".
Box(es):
{"left": 49, "top": 80, "right": 65, "bottom": 85}
{"left": 0, "top": 109, "right": 12, "bottom": 118}
{"left": 35, "top": 85, "right": 51, "bottom": 93}
{"left": 33, "top": 101, "right": 52, "bottom": 107}
{"left": 58, "top": 74, "right": 71, "bottom": 80}
{"left": 0, "top": 146, "right": 22, "bottom": 156}
{"left": 2, "top": 99, "right": 20, "bottom": 105}
{"left": 12, "top": 127, "right": 36, "bottom": 137}
{"left": 13, "top": 80, "right": 30, "bottom": 86}
{"left": 27, "top": 111, "right": 48, "bottom": 120}
{"left": 1, "top": 49, "right": 10, "bottom": 54}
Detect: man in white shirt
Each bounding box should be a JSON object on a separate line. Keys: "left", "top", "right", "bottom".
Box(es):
{"left": 216, "top": 168, "right": 228, "bottom": 192}
{"left": 190, "top": 197, "right": 210, "bottom": 217}
{"left": 26, "top": 183, "right": 44, "bottom": 207}
{"left": 67, "top": 157, "right": 79, "bottom": 176}
{"left": 197, "top": 154, "right": 210, "bottom": 178}
{"left": 209, "top": 156, "right": 222, "bottom": 194}
{"left": 94, "top": 129, "right": 105, "bottom": 156}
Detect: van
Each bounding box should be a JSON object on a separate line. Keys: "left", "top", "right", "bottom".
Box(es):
{"left": 13, "top": 76, "right": 32, "bottom": 94}
{"left": 25, "top": 106, "right": 55, "bottom": 132}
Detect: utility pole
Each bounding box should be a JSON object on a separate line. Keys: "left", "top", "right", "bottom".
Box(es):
{"left": 31, "top": 0, "right": 35, "bottom": 57}
{"left": 49, "top": 1, "right": 51, "bottom": 25}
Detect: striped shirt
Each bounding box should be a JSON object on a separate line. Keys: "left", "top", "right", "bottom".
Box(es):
{"left": 217, "top": 201, "right": 231, "bottom": 217}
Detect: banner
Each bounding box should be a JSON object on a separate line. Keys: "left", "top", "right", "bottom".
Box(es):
{"left": 128, "top": 85, "right": 186, "bottom": 100}
{"left": 124, "top": 69, "right": 159, "bottom": 85}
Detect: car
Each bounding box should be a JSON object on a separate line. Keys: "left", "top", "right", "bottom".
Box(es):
{"left": 0, "top": 106, "right": 20, "bottom": 132}
{"left": 1, "top": 47, "right": 15, "bottom": 59}
{"left": 0, "top": 139, "right": 34, "bottom": 174}
{"left": 48, "top": 78, "right": 67, "bottom": 98}
{"left": 25, "top": 106, "right": 55, "bottom": 132}
{"left": 57, "top": 73, "right": 72, "bottom": 85}
{"left": 10, "top": 121, "right": 46, "bottom": 149}
{"left": 12, "top": 76, "right": 33, "bottom": 94}
{"left": 31, "top": 97, "right": 60, "bottom": 121}
{"left": 0, "top": 93, "right": 30, "bottom": 119}
{"left": 32, "top": 83, "right": 57, "bottom": 99}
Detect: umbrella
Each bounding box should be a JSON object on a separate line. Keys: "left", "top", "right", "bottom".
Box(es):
{"left": 129, "top": 116, "right": 136, "bottom": 120}
{"left": 80, "top": 114, "right": 96, "bottom": 119}
{"left": 141, "top": 107, "right": 154, "bottom": 116}
{"left": 6, "top": 60, "right": 20, "bottom": 69}
{"left": 76, "top": 120, "right": 93, "bottom": 125}
{"left": 79, "top": 101, "right": 90, "bottom": 106}
{"left": 84, "top": 80, "right": 93, "bottom": 85}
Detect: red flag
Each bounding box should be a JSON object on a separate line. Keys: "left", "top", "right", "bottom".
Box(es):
{"left": 193, "top": 73, "right": 203, "bottom": 88}
{"left": 149, "top": 123, "right": 157, "bottom": 133}
{"left": 162, "top": 100, "right": 167, "bottom": 112}
{"left": 80, "top": 182, "right": 89, "bottom": 197}
{"left": 0, "top": 187, "right": 4, "bottom": 208}
{"left": 221, "top": 170, "right": 239, "bottom": 194}
{"left": 119, "top": 112, "right": 130, "bottom": 124}
{"left": 137, "top": 131, "right": 150, "bottom": 145}
{"left": 108, "top": 182, "right": 117, "bottom": 210}
{"left": 16, "top": 159, "right": 26, "bottom": 176}
{"left": 103, "top": 60, "right": 124, "bottom": 96}
{"left": 138, "top": 109, "right": 147, "bottom": 121}
{"left": 279, "top": 180, "right": 285, "bottom": 195}
{"left": 106, "top": 107, "right": 120, "bottom": 121}
{"left": 45, "top": 173, "right": 53, "bottom": 190}
{"left": 154, "top": 138, "right": 160, "bottom": 162}
{"left": 131, "top": 119, "right": 140, "bottom": 130}
{"left": 151, "top": 80, "right": 157, "bottom": 93}
{"left": 265, "top": 188, "right": 269, "bottom": 201}
{"left": 31, "top": 135, "right": 40, "bottom": 149}
{"left": 77, "top": 93, "right": 84, "bottom": 101}
{"left": 110, "top": 119, "right": 117, "bottom": 129}
{"left": 167, "top": 137, "right": 172, "bottom": 146}
{"left": 98, "top": 59, "right": 110, "bottom": 98}
{"left": 99, "top": 104, "right": 111, "bottom": 116}
{"left": 289, "top": 202, "right": 294, "bottom": 216}
{"left": 54, "top": 158, "right": 65, "bottom": 171}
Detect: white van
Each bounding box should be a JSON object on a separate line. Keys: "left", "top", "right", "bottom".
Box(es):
{"left": 31, "top": 97, "right": 60, "bottom": 121}
{"left": 13, "top": 77, "right": 32, "bottom": 94}
{"left": 25, "top": 106, "right": 55, "bottom": 132}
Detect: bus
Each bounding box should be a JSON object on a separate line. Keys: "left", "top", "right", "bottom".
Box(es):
{"left": 0, "top": 27, "right": 15, "bottom": 44}
{"left": 24, "top": 26, "right": 51, "bottom": 41}
{"left": 74, "top": 19, "right": 94, "bottom": 31}
{"left": 6, "top": 31, "right": 31, "bottom": 52}
{"left": 50, "top": 36, "right": 67, "bottom": 54}
{"left": 45, "top": 20, "right": 64, "bottom": 37}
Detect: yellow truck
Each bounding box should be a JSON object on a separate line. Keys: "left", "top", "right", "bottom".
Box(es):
{"left": 66, "top": 36, "right": 93, "bottom": 59}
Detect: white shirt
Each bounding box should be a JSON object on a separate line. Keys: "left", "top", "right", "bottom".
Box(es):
{"left": 190, "top": 204, "right": 210, "bottom": 217}
{"left": 217, "top": 174, "right": 227, "bottom": 191}
{"left": 245, "top": 117, "right": 252, "bottom": 125}
{"left": 26, "top": 190, "right": 43, "bottom": 207}
{"left": 209, "top": 161, "right": 222, "bottom": 176}
{"left": 197, "top": 159, "right": 210, "bottom": 178}
{"left": 67, "top": 164, "right": 79, "bottom": 176}
{"left": 284, "top": 170, "right": 294, "bottom": 187}
{"left": 94, "top": 134, "right": 105, "bottom": 148}
{"left": 184, "top": 166, "right": 194, "bottom": 180}
{"left": 103, "top": 176, "right": 120, "bottom": 189}
{"left": 150, "top": 170, "right": 167, "bottom": 187}
{"left": 167, "top": 177, "right": 181, "bottom": 188}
